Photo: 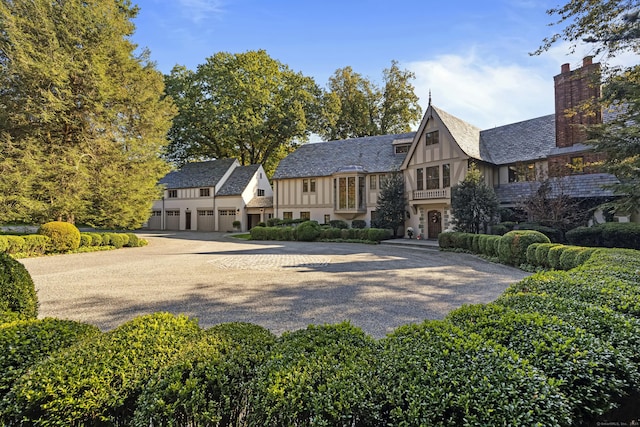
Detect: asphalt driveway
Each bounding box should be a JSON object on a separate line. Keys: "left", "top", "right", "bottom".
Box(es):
{"left": 20, "top": 232, "right": 529, "bottom": 338}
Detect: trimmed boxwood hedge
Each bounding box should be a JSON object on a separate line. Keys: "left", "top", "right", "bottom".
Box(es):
{"left": 250, "top": 224, "right": 390, "bottom": 243}
{"left": 0, "top": 252, "right": 37, "bottom": 319}
{"left": 566, "top": 222, "right": 640, "bottom": 250}
{"left": 246, "top": 322, "right": 382, "bottom": 426}
{"left": 447, "top": 303, "right": 639, "bottom": 424}
{"left": 377, "top": 320, "right": 572, "bottom": 426}
{"left": 1, "top": 313, "right": 203, "bottom": 427}
{"left": 0, "top": 318, "right": 99, "bottom": 399}
{"left": 498, "top": 230, "right": 550, "bottom": 266}
{"left": 133, "top": 323, "right": 276, "bottom": 427}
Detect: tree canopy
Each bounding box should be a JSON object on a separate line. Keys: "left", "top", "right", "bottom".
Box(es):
{"left": 0, "top": 0, "right": 175, "bottom": 228}
{"left": 535, "top": 0, "right": 640, "bottom": 214}
{"left": 450, "top": 165, "right": 499, "bottom": 234}
{"left": 163, "top": 50, "right": 321, "bottom": 175}
{"left": 316, "top": 61, "right": 422, "bottom": 141}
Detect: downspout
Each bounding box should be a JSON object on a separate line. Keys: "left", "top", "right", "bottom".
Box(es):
{"left": 274, "top": 180, "right": 278, "bottom": 219}
{"left": 212, "top": 185, "right": 216, "bottom": 231}
{"left": 162, "top": 196, "right": 165, "bottom": 231}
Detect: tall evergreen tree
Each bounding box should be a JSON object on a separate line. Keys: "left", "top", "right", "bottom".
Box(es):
{"left": 372, "top": 172, "right": 406, "bottom": 237}
{"left": 0, "top": 0, "right": 175, "bottom": 228}
{"left": 450, "top": 166, "right": 499, "bottom": 234}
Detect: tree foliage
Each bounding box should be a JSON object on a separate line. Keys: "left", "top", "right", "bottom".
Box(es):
{"left": 164, "top": 50, "right": 321, "bottom": 175}
{"left": 0, "top": 0, "right": 175, "bottom": 228}
{"left": 317, "top": 61, "right": 422, "bottom": 140}
{"left": 450, "top": 165, "right": 499, "bottom": 234}
{"left": 372, "top": 172, "right": 406, "bottom": 237}
{"left": 535, "top": 0, "right": 640, "bottom": 214}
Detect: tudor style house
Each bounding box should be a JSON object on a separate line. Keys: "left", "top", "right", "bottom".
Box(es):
{"left": 148, "top": 158, "right": 273, "bottom": 232}
{"left": 272, "top": 56, "right": 635, "bottom": 239}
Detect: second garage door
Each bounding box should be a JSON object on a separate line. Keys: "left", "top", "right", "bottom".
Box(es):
{"left": 218, "top": 209, "right": 236, "bottom": 232}
{"left": 197, "top": 210, "right": 215, "bottom": 231}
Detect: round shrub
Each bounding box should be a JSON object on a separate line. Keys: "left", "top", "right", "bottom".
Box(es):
{"left": 518, "top": 223, "right": 564, "bottom": 243}
{"left": 498, "top": 230, "right": 550, "bottom": 266}
{"left": 277, "top": 226, "right": 294, "bottom": 241}
{"left": 109, "top": 233, "right": 128, "bottom": 249}
{"left": 246, "top": 322, "right": 382, "bottom": 426}
{"left": 79, "top": 233, "right": 93, "bottom": 247}
{"left": 447, "top": 303, "right": 639, "bottom": 424}
{"left": 438, "top": 231, "right": 456, "bottom": 248}
{"left": 88, "top": 232, "right": 103, "bottom": 246}
{"left": 38, "top": 221, "right": 80, "bottom": 252}
{"left": 124, "top": 233, "right": 147, "bottom": 247}
{"left": 133, "top": 323, "right": 275, "bottom": 427}
{"left": 100, "top": 232, "right": 112, "bottom": 246}
{"left": 558, "top": 246, "right": 588, "bottom": 270}
{"left": 0, "top": 252, "right": 37, "bottom": 319}
{"left": 250, "top": 225, "right": 268, "bottom": 240}
{"left": 547, "top": 244, "right": 566, "bottom": 269}
{"left": 0, "top": 318, "right": 99, "bottom": 399}
{"left": 2, "top": 313, "right": 203, "bottom": 427}
{"left": 526, "top": 242, "right": 542, "bottom": 265}
{"left": 377, "top": 320, "right": 571, "bottom": 426}
{"left": 296, "top": 220, "right": 321, "bottom": 242}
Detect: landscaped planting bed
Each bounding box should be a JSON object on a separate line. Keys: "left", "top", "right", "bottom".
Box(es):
{"left": 0, "top": 235, "right": 639, "bottom": 425}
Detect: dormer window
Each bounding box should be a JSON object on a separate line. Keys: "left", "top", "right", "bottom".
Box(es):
{"left": 426, "top": 130, "right": 439, "bottom": 146}
{"left": 395, "top": 144, "right": 409, "bottom": 154}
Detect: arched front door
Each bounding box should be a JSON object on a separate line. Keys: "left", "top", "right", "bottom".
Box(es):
{"left": 427, "top": 210, "right": 442, "bottom": 239}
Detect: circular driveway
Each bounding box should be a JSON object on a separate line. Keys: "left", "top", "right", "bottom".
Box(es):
{"left": 21, "top": 232, "right": 529, "bottom": 338}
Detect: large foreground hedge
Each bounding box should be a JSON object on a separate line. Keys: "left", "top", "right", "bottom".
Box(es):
{"left": 1, "top": 245, "right": 639, "bottom": 425}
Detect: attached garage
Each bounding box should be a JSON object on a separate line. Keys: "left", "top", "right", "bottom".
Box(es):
{"left": 197, "top": 210, "right": 215, "bottom": 231}
{"left": 217, "top": 209, "right": 236, "bottom": 232}
{"left": 148, "top": 210, "right": 162, "bottom": 229}
{"left": 165, "top": 210, "right": 180, "bottom": 230}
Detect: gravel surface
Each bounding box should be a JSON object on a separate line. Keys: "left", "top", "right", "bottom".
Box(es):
{"left": 20, "top": 232, "right": 530, "bottom": 338}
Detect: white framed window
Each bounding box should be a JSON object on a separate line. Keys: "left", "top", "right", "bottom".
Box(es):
{"left": 199, "top": 188, "right": 210, "bottom": 197}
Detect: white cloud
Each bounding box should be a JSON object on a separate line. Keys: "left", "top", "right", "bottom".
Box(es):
{"left": 177, "top": 0, "right": 224, "bottom": 23}
{"left": 406, "top": 51, "right": 554, "bottom": 130}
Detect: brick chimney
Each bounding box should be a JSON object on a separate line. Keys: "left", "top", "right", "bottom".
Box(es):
{"left": 553, "top": 56, "right": 602, "bottom": 148}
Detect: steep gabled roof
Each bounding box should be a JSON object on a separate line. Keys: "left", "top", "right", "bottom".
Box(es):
{"left": 272, "top": 132, "right": 415, "bottom": 179}
{"left": 217, "top": 164, "right": 261, "bottom": 196}
{"left": 480, "top": 114, "right": 556, "bottom": 165}
{"left": 159, "top": 158, "right": 237, "bottom": 189}
{"left": 432, "top": 106, "right": 485, "bottom": 161}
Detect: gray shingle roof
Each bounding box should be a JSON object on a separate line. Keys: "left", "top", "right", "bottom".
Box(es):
{"left": 433, "top": 106, "right": 485, "bottom": 160}
{"left": 480, "top": 114, "right": 556, "bottom": 165}
{"left": 494, "top": 173, "right": 618, "bottom": 204}
{"left": 217, "top": 164, "right": 260, "bottom": 196}
{"left": 159, "top": 159, "right": 237, "bottom": 189}
{"left": 246, "top": 196, "right": 273, "bottom": 208}
{"left": 272, "top": 132, "right": 415, "bottom": 179}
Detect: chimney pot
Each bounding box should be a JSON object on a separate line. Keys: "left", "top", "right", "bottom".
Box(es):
{"left": 561, "top": 63, "right": 570, "bottom": 73}
{"left": 583, "top": 56, "right": 593, "bottom": 66}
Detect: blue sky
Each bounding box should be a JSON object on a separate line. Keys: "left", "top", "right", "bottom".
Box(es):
{"left": 131, "top": 0, "right": 631, "bottom": 131}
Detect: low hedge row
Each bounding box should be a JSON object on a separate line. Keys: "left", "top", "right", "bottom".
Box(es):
{"left": 439, "top": 230, "right": 550, "bottom": 267}
{"left": 566, "top": 222, "right": 640, "bottom": 250}
{"left": 0, "top": 252, "right": 38, "bottom": 319}
{"left": 0, "top": 231, "right": 147, "bottom": 255}
{"left": 250, "top": 222, "right": 392, "bottom": 243}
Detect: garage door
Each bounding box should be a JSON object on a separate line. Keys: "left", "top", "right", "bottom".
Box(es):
{"left": 218, "top": 209, "right": 236, "bottom": 232}
{"left": 197, "top": 210, "right": 215, "bottom": 231}
{"left": 148, "top": 211, "right": 162, "bottom": 229}
{"left": 165, "top": 210, "right": 180, "bottom": 230}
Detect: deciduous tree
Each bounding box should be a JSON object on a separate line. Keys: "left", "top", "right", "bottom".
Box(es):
{"left": 317, "top": 61, "right": 422, "bottom": 140}
{"left": 0, "top": 0, "right": 175, "bottom": 228}
{"left": 163, "top": 50, "right": 321, "bottom": 175}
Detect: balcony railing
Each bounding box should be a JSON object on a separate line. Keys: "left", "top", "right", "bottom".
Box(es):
{"left": 413, "top": 188, "right": 450, "bottom": 200}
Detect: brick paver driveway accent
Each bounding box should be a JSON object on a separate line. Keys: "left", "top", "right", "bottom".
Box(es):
{"left": 21, "top": 232, "right": 529, "bottom": 338}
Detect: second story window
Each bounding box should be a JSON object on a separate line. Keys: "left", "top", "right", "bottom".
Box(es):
{"left": 302, "top": 178, "right": 316, "bottom": 193}
{"left": 508, "top": 163, "right": 536, "bottom": 182}
{"left": 416, "top": 168, "right": 424, "bottom": 191}
{"left": 369, "top": 175, "right": 377, "bottom": 190}
{"left": 443, "top": 164, "right": 451, "bottom": 188}
{"left": 168, "top": 189, "right": 177, "bottom": 198}
{"left": 199, "top": 188, "right": 210, "bottom": 197}
{"left": 426, "top": 166, "right": 439, "bottom": 189}
{"left": 426, "top": 130, "right": 439, "bottom": 146}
